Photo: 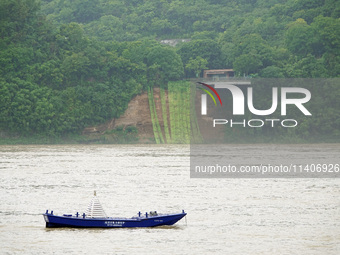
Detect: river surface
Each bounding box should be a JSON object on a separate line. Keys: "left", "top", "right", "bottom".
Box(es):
{"left": 0, "top": 144, "right": 339, "bottom": 254}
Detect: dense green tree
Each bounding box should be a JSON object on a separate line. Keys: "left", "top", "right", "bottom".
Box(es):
{"left": 233, "top": 54, "right": 263, "bottom": 76}
{"left": 185, "top": 57, "right": 208, "bottom": 77}
{"left": 146, "top": 45, "right": 184, "bottom": 85}
{"left": 121, "top": 40, "right": 183, "bottom": 87}
{"left": 56, "top": 22, "right": 88, "bottom": 52}
{"left": 177, "top": 39, "right": 224, "bottom": 76}
{"left": 0, "top": 1, "right": 184, "bottom": 138}
{"left": 259, "top": 66, "right": 284, "bottom": 78}
{"left": 285, "top": 18, "right": 313, "bottom": 57}
{"left": 1, "top": 0, "right": 339, "bottom": 141}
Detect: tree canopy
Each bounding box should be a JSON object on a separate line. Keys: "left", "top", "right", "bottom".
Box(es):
{"left": 39, "top": 0, "right": 340, "bottom": 77}
{"left": 0, "top": 0, "right": 339, "bottom": 139}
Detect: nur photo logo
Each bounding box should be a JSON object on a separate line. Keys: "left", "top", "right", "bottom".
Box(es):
{"left": 197, "top": 80, "right": 312, "bottom": 128}
{"left": 197, "top": 82, "right": 222, "bottom": 115}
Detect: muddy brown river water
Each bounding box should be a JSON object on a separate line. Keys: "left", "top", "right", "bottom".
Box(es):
{"left": 0, "top": 144, "right": 339, "bottom": 254}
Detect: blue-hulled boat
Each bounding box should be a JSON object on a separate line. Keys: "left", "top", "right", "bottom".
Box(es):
{"left": 43, "top": 192, "right": 187, "bottom": 228}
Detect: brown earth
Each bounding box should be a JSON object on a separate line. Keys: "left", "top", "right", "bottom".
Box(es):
{"left": 82, "top": 87, "right": 224, "bottom": 143}
{"left": 83, "top": 88, "right": 165, "bottom": 143}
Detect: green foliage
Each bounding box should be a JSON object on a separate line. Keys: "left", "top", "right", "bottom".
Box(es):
{"left": 177, "top": 39, "right": 224, "bottom": 76}
{"left": 103, "top": 125, "right": 139, "bottom": 143}
{"left": 122, "top": 40, "right": 184, "bottom": 88}
{"left": 144, "top": 80, "right": 202, "bottom": 144}
{"left": 285, "top": 18, "right": 313, "bottom": 57}
{"left": 147, "top": 86, "right": 164, "bottom": 144}
{"left": 1, "top": 0, "right": 339, "bottom": 141}
{"left": 168, "top": 81, "right": 197, "bottom": 143}
{"left": 0, "top": 1, "right": 186, "bottom": 138}
{"left": 146, "top": 44, "right": 184, "bottom": 85}
{"left": 234, "top": 54, "right": 263, "bottom": 76}
{"left": 38, "top": 0, "right": 339, "bottom": 79}
{"left": 185, "top": 57, "right": 208, "bottom": 78}
{"left": 160, "top": 84, "right": 171, "bottom": 143}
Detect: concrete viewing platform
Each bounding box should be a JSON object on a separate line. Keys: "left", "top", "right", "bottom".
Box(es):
{"left": 192, "top": 78, "right": 252, "bottom": 86}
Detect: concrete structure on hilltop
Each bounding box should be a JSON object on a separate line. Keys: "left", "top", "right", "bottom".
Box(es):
{"left": 160, "top": 39, "right": 191, "bottom": 47}
{"left": 203, "top": 69, "right": 234, "bottom": 79}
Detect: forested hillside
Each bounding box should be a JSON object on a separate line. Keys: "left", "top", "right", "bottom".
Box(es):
{"left": 0, "top": 0, "right": 339, "bottom": 141}
{"left": 41, "top": 0, "right": 340, "bottom": 77}
{"left": 0, "top": 0, "right": 182, "bottom": 139}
